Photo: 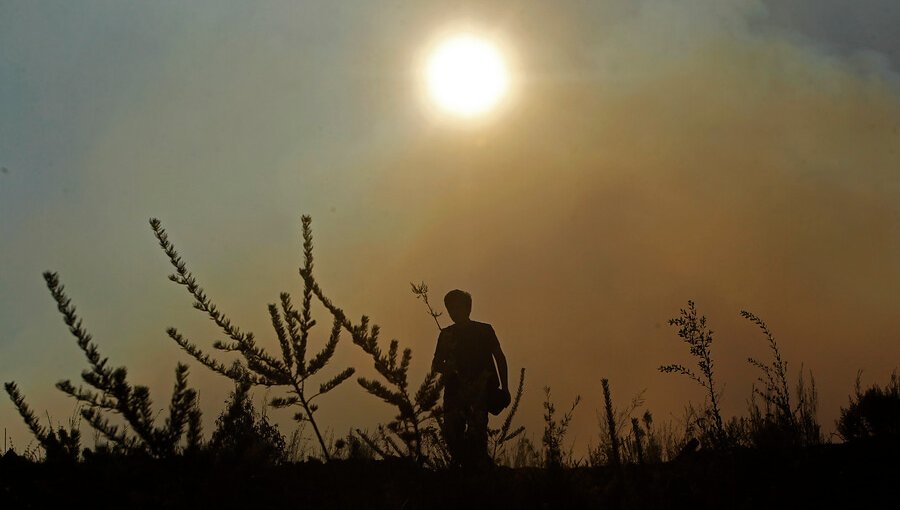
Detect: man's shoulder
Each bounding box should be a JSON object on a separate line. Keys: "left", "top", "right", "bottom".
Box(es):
{"left": 446, "top": 320, "right": 493, "bottom": 329}
{"left": 442, "top": 321, "right": 494, "bottom": 336}
{"left": 471, "top": 321, "right": 494, "bottom": 331}
{"left": 469, "top": 321, "right": 497, "bottom": 340}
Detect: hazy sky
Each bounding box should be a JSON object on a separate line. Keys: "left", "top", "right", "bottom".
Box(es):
{"left": 2, "top": 0, "right": 899, "bottom": 455}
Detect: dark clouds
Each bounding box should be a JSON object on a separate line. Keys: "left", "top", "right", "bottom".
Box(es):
{"left": 762, "top": 0, "right": 900, "bottom": 69}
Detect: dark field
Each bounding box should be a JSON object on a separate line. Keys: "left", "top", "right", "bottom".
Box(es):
{"left": 2, "top": 440, "right": 897, "bottom": 509}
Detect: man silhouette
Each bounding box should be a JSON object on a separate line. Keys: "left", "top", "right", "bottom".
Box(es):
{"left": 431, "top": 289, "right": 510, "bottom": 468}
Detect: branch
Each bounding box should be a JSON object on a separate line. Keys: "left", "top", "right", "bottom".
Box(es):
{"left": 4, "top": 382, "right": 48, "bottom": 442}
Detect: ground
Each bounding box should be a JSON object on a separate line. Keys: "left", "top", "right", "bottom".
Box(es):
{"left": 1, "top": 441, "right": 897, "bottom": 509}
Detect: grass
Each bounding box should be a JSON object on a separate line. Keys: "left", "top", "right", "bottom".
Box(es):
{"left": 541, "top": 386, "right": 581, "bottom": 468}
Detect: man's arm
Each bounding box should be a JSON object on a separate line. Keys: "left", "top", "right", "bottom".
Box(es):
{"left": 489, "top": 326, "right": 509, "bottom": 393}
{"left": 495, "top": 348, "right": 509, "bottom": 393}
{"left": 431, "top": 330, "right": 449, "bottom": 374}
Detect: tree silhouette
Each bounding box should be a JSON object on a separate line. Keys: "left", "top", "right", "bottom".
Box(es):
{"left": 150, "top": 216, "right": 354, "bottom": 460}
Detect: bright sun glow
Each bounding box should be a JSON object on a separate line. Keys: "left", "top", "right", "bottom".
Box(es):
{"left": 426, "top": 34, "right": 508, "bottom": 117}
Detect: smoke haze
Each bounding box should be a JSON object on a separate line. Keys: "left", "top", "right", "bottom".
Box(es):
{"left": 2, "top": 0, "right": 898, "bottom": 453}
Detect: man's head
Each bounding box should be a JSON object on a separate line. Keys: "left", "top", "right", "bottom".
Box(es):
{"left": 444, "top": 289, "right": 472, "bottom": 324}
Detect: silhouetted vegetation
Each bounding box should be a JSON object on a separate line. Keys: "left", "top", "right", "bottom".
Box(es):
{"left": 600, "top": 378, "right": 622, "bottom": 467}
{"left": 3, "top": 384, "right": 81, "bottom": 463}
{"left": 3, "top": 217, "right": 898, "bottom": 508}
{"left": 298, "top": 228, "right": 445, "bottom": 466}
{"left": 489, "top": 367, "right": 526, "bottom": 463}
{"left": 5, "top": 272, "right": 202, "bottom": 460}
{"left": 837, "top": 370, "right": 900, "bottom": 442}
{"left": 150, "top": 216, "right": 354, "bottom": 460}
{"left": 541, "top": 386, "right": 580, "bottom": 468}
{"left": 411, "top": 281, "right": 444, "bottom": 331}
{"left": 742, "top": 310, "right": 822, "bottom": 448}
{"left": 208, "top": 376, "right": 287, "bottom": 464}
{"left": 591, "top": 379, "right": 649, "bottom": 466}
{"left": 658, "top": 301, "right": 727, "bottom": 447}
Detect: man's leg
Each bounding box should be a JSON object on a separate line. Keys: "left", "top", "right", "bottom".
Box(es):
{"left": 441, "top": 396, "right": 466, "bottom": 467}
{"left": 464, "top": 401, "right": 491, "bottom": 468}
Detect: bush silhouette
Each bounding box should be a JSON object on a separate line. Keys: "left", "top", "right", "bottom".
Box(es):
{"left": 5, "top": 272, "right": 202, "bottom": 459}
{"left": 837, "top": 370, "right": 900, "bottom": 442}
{"left": 209, "top": 375, "right": 287, "bottom": 464}
{"left": 3, "top": 383, "right": 82, "bottom": 463}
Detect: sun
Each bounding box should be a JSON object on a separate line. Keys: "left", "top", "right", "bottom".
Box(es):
{"left": 426, "top": 34, "right": 509, "bottom": 117}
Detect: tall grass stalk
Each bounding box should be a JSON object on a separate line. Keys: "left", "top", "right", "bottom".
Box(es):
{"left": 742, "top": 310, "right": 821, "bottom": 447}
{"left": 542, "top": 386, "right": 581, "bottom": 469}
{"left": 490, "top": 368, "right": 526, "bottom": 462}
{"left": 601, "top": 379, "right": 621, "bottom": 467}
{"left": 659, "top": 300, "right": 726, "bottom": 447}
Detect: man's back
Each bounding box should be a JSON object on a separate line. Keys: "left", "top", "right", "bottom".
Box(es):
{"left": 433, "top": 320, "right": 500, "bottom": 392}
